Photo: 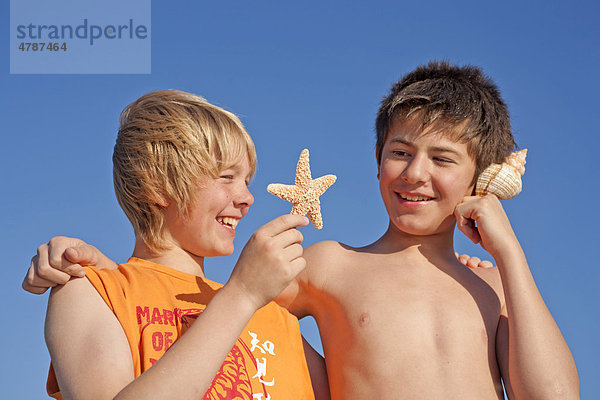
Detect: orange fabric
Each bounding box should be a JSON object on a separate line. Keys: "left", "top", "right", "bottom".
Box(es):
{"left": 47, "top": 257, "right": 314, "bottom": 400}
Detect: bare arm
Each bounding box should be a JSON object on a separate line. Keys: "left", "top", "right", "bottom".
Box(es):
{"left": 47, "top": 215, "right": 312, "bottom": 399}
{"left": 47, "top": 268, "right": 260, "bottom": 399}
{"left": 456, "top": 195, "right": 579, "bottom": 399}
{"left": 46, "top": 275, "right": 134, "bottom": 399}
{"left": 493, "top": 248, "right": 579, "bottom": 399}
{"left": 273, "top": 241, "right": 335, "bottom": 399}
{"left": 24, "top": 237, "right": 494, "bottom": 295}
{"left": 275, "top": 240, "right": 336, "bottom": 319}
{"left": 302, "top": 337, "right": 330, "bottom": 400}
{"left": 33, "top": 236, "right": 330, "bottom": 398}
{"left": 23, "top": 236, "right": 118, "bottom": 294}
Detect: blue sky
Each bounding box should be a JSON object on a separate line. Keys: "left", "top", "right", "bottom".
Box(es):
{"left": 2, "top": 1, "right": 599, "bottom": 398}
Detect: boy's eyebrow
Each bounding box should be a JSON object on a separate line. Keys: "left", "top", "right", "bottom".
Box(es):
{"left": 388, "top": 137, "right": 462, "bottom": 155}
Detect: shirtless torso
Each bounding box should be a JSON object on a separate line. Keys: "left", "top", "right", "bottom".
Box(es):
{"left": 285, "top": 240, "right": 509, "bottom": 400}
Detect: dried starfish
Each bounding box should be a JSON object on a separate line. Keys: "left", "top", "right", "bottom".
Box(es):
{"left": 267, "top": 149, "right": 337, "bottom": 229}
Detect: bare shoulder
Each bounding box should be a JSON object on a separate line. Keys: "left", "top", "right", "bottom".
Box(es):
{"left": 304, "top": 240, "right": 364, "bottom": 276}
{"left": 46, "top": 276, "right": 113, "bottom": 361}
{"left": 46, "top": 277, "right": 133, "bottom": 399}
{"left": 301, "top": 241, "right": 347, "bottom": 287}
{"left": 282, "top": 241, "right": 357, "bottom": 317}
{"left": 46, "top": 274, "right": 128, "bottom": 353}
{"left": 47, "top": 275, "right": 103, "bottom": 315}
{"left": 469, "top": 265, "right": 505, "bottom": 306}
{"left": 304, "top": 240, "right": 349, "bottom": 263}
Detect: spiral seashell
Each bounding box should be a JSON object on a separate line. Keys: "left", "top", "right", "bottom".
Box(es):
{"left": 475, "top": 149, "right": 527, "bottom": 200}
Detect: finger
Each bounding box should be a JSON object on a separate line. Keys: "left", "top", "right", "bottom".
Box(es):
{"left": 60, "top": 246, "right": 96, "bottom": 276}
{"left": 45, "top": 243, "right": 84, "bottom": 276}
{"left": 282, "top": 243, "right": 304, "bottom": 262}
{"left": 288, "top": 256, "right": 307, "bottom": 276}
{"left": 456, "top": 214, "right": 481, "bottom": 244}
{"left": 60, "top": 262, "right": 86, "bottom": 278}
{"left": 22, "top": 280, "right": 50, "bottom": 295}
{"left": 461, "top": 195, "right": 481, "bottom": 202}
{"left": 272, "top": 228, "right": 304, "bottom": 248}
{"left": 34, "top": 250, "right": 73, "bottom": 285}
{"left": 22, "top": 258, "right": 58, "bottom": 294}
{"left": 27, "top": 265, "right": 60, "bottom": 288}
{"left": 466, "top": 257, "right": 481, "bottom": 269}
{"left": 64, "top": 246, "right": 98, "bottom": 267}
{"left": 260, "top": 214, "right": 310, "bottom": 237}
{"left": 479, "top": 260, "right": 495, "bottom": 269}
{"left": 47, "top": 243, "right": 93, "bottom": 277}
{"left": 458, "top": 254, "right": 470, "bottom": 265}
{"left": 48, "top": 236, "right": 79, "bottom": 267}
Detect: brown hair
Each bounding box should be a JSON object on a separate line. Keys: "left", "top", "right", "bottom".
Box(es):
{"left": 113, "top": 89, "right": 257, "bottom": 254}
{"left": 375, "top": 61, "right": 516, "bottom": 181}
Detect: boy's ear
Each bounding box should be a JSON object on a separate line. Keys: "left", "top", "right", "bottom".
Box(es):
{"left": 153, "top": 193, "right": 170, "bottom": 208}
{"left": 469, "top": 172, "right": 479, "bottom": 196}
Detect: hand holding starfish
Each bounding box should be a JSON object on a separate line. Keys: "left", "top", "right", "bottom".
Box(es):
{"left": 267, "top": 149, "right": 336, "bottom": 229}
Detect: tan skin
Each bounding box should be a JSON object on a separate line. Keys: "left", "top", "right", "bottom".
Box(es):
{"left": 41, "top": 157, "right": 330, "bottom": 400}
{"left": 278, "top": 117, "right": 578, "bottom": 399}
{"left": 24, "top": 121, "right": 578, "bottom": 399}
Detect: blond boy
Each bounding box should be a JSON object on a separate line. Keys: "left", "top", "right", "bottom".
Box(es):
{"left": 39, "top": 90, "right": 327, "bottom": 399}
{"left": 26, "top": 63, "right": 579, "bottom": 399}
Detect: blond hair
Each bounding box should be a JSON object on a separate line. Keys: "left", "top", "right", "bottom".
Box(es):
{"left": 113, "top": 90, "right": 257, "bottom": 254}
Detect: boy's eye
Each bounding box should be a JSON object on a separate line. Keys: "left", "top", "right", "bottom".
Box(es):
{"left": 433, "top": 157, "right": 453, "bottom": 164}
{"left": 220, "top": 175, "right": 234, "bottom": 180}
{"left": 392, "top": 150, "right": 410, "bottom": 157}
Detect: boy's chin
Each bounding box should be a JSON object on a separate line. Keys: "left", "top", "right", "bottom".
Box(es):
{"left": 209, "top": 247, "right": 235, "bottom": 257}
{"left": 390, "top": 218, "right": 455, "bottom": 237}
{"left": 192, "top": 243, "right": 235, "bottom": 258}
{"left": 221, "top": 248, "right": 235, "bottom": 257}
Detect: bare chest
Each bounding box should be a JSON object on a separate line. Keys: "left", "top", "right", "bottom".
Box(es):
{"left": 314, "top": 262, "right": 503, "bottom": 399}
{"left": 321, "top": 262, "right": 499, "bottom": 332}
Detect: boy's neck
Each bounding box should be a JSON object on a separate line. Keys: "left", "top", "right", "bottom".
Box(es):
{"left": 132, "top": 237, "right": 206, "bottom": 278}
{"left": 369, "top": 222, "right": 458, "bottom": 265}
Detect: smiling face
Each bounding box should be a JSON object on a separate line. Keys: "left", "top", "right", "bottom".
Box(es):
{"left": 163, "top": 154, "right": 255, "bottom": 258}
{"left": 378, "top": 116, "right": 476, "bottom": 237}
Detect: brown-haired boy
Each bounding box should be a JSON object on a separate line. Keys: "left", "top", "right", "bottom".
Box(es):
{"left": 286, "top": 61, "right": 579, "bottom": 398}
{"left": 39, "top": 90, "right": 326, "bottom": 399}
{"left": 26, "top": 62, "right": 579, "bottom": 399}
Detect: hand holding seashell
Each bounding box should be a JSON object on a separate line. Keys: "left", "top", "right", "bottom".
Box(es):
{"left": 455, "top": 193, "right": 521, "bottom": 258}
{"left": 475, "top": 149, "right": 527, "bottom": 200}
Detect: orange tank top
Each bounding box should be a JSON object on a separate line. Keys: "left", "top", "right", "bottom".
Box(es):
{"left": 47, "top": 257, "right": 314, "bottom": 400}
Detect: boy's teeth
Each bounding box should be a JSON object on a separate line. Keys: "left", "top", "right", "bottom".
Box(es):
{"left": 216, "top": 217, "right": 239, "bottom": 229}
{"left": 400, "top": 194, "right": 432, "bottom": 201}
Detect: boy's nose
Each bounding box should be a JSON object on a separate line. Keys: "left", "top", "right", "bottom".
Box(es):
{"left": 401, "top": 155, "right": 429, "bottom": 184}
{"left": 234, "top": 184, "right": 254, "bottom": 208}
